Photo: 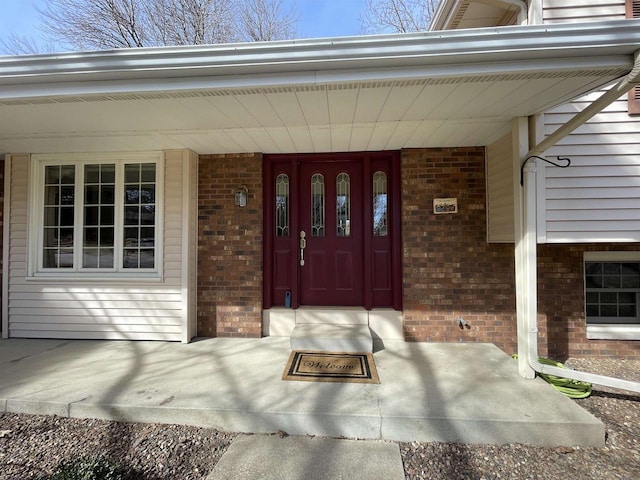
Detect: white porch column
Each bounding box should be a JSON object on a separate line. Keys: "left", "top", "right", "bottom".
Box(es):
{"left": 513, "top": 117, "right": 536, "bottom": 379}
{"left": 2, "top": 155, "right": 10, "bottom": 339}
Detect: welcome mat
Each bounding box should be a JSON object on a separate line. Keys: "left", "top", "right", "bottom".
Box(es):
{"left": 282, "top": 351, "right": 380, "bottom": 384}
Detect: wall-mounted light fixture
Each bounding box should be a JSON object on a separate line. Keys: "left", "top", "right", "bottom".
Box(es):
{"left": 235, "top": 185, "right": 248, "bottom": 207}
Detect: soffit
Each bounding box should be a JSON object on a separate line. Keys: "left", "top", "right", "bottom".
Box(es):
{"left": 431, "top": 0, "right": 518, "bottom": 30}
{"left": 0, "top": 69, "right": 625, "bottom": 154}
{"left": 0, "top": 22, "right": 638, "bottom": 154}
{"left": 450, "top": 2, "right": 517, "bottom": 29}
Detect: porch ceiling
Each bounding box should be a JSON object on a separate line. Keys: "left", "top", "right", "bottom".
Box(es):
{"left": 1, "top": 21, "right": 639, "bottom": 155}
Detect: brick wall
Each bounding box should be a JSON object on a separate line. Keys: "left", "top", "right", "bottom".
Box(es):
{"left": 401, "top": 148, "right": 518, "bottom": 353}
{"left": 400, "top": 148, "right": 640, "bottom": 359}
{"left": 538, "top": 244, "right": 640, "bottom": 359}
{"left": 194, "top": 149, "right": 640, "bottom": 358}
{"left": 197, "top": 153, "right": 263, "bottom": 338}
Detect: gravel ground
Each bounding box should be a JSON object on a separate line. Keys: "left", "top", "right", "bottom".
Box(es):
{"left": 402, "top": 358, "right": 640, "bottom": 480}
{"left": 0, "top": 358, "right": 638, "bottom": 480}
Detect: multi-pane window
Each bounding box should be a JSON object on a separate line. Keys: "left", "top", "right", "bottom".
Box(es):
{"left": 585, "top": 261, "right": 640, "bottom": 324}
{"left": 37, "top": 156, "right": 160, "bottom": 274}
{"left": 123, "top": 163, "right": 156, "bottom": 269}
{"left": 43, "top": 165, "right": 75, "bottom": 268}
{"left": 83, "top": 164, "right": 115, "bottom": 268}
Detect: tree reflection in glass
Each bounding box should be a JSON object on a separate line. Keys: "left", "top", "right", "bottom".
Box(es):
{"left": 373, "top": 171, "right": 387, "bottom": 236}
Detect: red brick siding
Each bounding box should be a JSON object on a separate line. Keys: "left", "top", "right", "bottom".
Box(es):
{"left": 197, "top": 153, "right": 263, "bottom": 338}
{"left": 194, "top": 149, "right": 640, "bottom": 359}
{"left": 400, "top": 148, "right": 640, "bottom": 359}
{"left": 538, "top": 244, "right": 640, "bottom": 359}
{"left": 401, "top": 148, "right": 518, "bottom": 353}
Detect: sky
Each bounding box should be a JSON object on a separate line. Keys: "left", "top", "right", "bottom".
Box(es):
{"left": 0, "top": 0, "right": 369, "bottom": 52}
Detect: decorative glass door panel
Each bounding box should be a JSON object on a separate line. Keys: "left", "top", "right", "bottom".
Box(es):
{"left": 310, "top": 174, "right": 325, "bottom": 237}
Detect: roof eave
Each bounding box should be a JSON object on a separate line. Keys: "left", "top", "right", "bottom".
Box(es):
{"left": 429, "top": 0, "right": 464, "bottom": 30}
{"left": 1, "top": 20, "right": 640, "bottom": 100}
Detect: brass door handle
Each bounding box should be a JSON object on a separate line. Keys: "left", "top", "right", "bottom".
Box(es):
{"left": 299, "top": 231, "right": 306, "bottom": 266}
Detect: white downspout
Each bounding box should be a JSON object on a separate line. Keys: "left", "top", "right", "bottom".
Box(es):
{"left": 2, "top": 155, "right": 10, "bottom": 338}
{"left": 517, "top": 50, "right": 640, "bottom": 394}
{"left": 498, "top": 0, "right": 528, "bottom": 25}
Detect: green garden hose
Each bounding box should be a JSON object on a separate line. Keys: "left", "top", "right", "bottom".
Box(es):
{"left": 512, "top": 354, "right": 592, "bottom": 399}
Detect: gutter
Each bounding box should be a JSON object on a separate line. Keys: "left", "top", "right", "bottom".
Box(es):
{"left": 1, "top": 20, "right": 640, "bottom": 100}
{"left": 518, "top": 50, "right": 640, "bottom": 394}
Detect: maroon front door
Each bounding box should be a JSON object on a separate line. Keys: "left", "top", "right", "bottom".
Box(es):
{"left": 263, "top": 152, "right": 402, "bottom": 311}
{"left": 298, "top": 161, "right": 363, "bottom": 306}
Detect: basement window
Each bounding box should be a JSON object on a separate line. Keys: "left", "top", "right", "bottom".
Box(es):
{"left": 30, "top": 153, "right": 163, "bottom": 279}
{"left": 584, "top": 252, "right": 640, "bottom": 340}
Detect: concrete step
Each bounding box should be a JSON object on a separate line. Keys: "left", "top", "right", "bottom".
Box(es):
{"left": 290, "top": 324, "right": 373, "bottom": 353}
{"left": 206, "top": 434, "right": 405, "bottom": 480}
{"left": 295, "top": 307, "right": 368, "bottom": 325}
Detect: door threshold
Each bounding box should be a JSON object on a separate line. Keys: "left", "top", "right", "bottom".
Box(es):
{"left": 296, "top": 307, "right": 368, "bottom": 325}
{"left": 297, "top": 306, "right": 366, "bottom": 310}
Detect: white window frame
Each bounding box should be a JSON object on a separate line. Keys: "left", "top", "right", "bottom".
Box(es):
{"left": 28, "top": 152, "right": 164, "bottom": 280}
{"left": 584, "top": 251, "right": 640, "bottom": 340}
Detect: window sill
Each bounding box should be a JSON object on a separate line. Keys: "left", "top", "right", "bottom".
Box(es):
{"left": 587, "top": 324, "right": 640, "bottom": 340}
{"left": 26, "top": 273, "right": 163, "bottom": 283}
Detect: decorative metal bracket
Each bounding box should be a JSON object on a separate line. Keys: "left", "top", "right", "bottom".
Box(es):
{"left": 520, "top": 155, "right": 571, "bottom": 186}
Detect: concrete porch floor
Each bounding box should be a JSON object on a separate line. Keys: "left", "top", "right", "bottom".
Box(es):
{"left": 0, "top": 337, "right": 604, "bottom": 447}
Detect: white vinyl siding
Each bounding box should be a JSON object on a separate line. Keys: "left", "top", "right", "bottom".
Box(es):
{"left": 543, "top": 0, "right": 626, "bottom": 23}
{"left": 538, "top": 0, "right": 640, "bottom": 243}
{"left": 5, "top": 150, "right": 196, "bottom": 341}
{"left": 541, "top": 93, "right": 640, "bottom": 242}
{"left": 486, "top": 133, "right": 515, "bottom": 242}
